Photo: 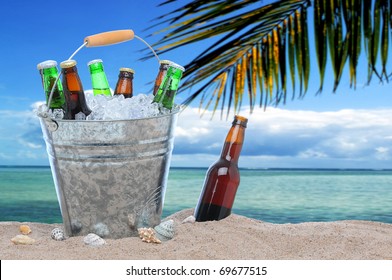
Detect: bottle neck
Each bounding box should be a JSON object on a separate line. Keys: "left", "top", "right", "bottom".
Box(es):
{"left": 42, "top": 67, "right": 58, "bottom": 77}
{"left": 119, "top": 71, "right": 134, "bottom": 79}
{"left": 62, "top": 67, "right": 83, "bottom": 92}
{"left": 89, "top": 63, "right": 104, "bottom": 74}
{"left": 220, "top": 124, "right": 246, "bottom": 163}
{"left": 114, "top": 77, "right": 133, "bottom": 96}
{"left": 91, "top": 70, "right": 107, "bottom": 81}
{"left": 43, "top": 67, "right": 62, "bottom": 93}
{"left": 89, "top": 66, "right": 110, "bottom": 94}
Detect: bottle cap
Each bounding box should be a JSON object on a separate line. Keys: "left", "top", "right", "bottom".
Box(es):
{"left": 87, "top": 59, "right": 103, "bottom": 66}
{"left": 37, "top": 60, "right": 57, "bottom": 70}
{"left": 60, "top": 60, "right": 77, "bottom": 69}
{"left": 159, "top": 60, "right": 172, "bottom": 65}
{"left": 119, "top": 67, "right": 135, "bottom": 74}
{"left": 232, "top": 115, "right": 248, "bottom": 127}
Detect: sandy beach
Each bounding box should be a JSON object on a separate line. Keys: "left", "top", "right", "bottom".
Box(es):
{"left": 1, "top": 208, "right": 392, "bottom": 260}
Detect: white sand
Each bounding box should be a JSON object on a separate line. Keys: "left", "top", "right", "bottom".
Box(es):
{"left": 1, "top": 209, "right": 392, "bottom": 260}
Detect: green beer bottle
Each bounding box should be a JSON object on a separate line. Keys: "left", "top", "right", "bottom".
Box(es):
{"left": 153, "top": 61, "right": 185, "bottom": 110}
{"left": 37, "top": 60, "right": 66, "bottom": 112}
{"left": 87, "top": 59, "right": 112, "bottom": 96}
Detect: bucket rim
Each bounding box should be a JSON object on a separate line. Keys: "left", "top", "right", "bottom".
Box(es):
{"left": 38, "top": 106, "right": 181, "bottom": 123}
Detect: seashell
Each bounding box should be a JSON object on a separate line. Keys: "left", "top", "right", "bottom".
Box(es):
{"left": 127, "top": 213, "right": 137, "bottom": 229}
{"left": 11, "top": 234, "right": 35, "bottom": 245}
{"left": 51, "top": 228, "right": 66, "bottom": 241}
{"left": 137, "top": 227, "right": 161, "bottom": 244}
{"left": 19, "top": 225, "right": 32, "bottom": 235}
{"left": 71, "top": 219, "right": 82, "bottom": 234}
{"left": 83, "top": 233, "right": 106, "bottom": 247}
{"left": 154, "top": 219, "right": 175, "bottom": 241}
{"left": 93, "top": 223, "right": 109, "bottom": 238}
{"left": 182, "top": 215, "right": 196, "bottom": 224}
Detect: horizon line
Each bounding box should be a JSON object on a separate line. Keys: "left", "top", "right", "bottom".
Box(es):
{"left": 0, "top": 165, "right": 391, "bottom": 171}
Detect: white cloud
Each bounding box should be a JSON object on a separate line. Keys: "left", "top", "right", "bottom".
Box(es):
{"left": 375, "top": 147, "right": 390, "bottom": 160}
{"left": 17, "top": 138, "right": 43, "bottom": 149}
{"left": 1, "top": 103, "right": 392, "bottom": 168}
{"left": 0, "top": 152, "right": 12, "bottom": 160}
{"left": 0, "top": 107, "right": 46, "bottom": 165}
{"left": 172, "top": 106, "right": 392, "bottom": 168}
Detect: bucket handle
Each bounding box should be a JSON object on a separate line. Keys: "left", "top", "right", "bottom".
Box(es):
{"left": 84, "top": 29, "right": 135, "bottom": 47}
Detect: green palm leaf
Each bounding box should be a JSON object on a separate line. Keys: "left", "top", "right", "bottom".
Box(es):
{"left": 314, "top": 0, "right": 327, "bottom": 93}
{"left": 149, "top": 0, "right": 392, "bottom": 118}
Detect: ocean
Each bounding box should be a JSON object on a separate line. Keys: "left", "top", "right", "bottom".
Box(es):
{"left": 0, "top": 166, "right": 391, "bottom": 224}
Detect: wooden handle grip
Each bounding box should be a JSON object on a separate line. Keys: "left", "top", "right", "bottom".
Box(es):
{"left": 84, "top": 30, "right": 135, "bottom": 47}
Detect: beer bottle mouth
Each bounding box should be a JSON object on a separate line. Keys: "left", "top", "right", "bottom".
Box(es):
{"left": 232, "top": 115, "right": 248, "bottom": 127}
{"left": 87, "top": 59, "right": 103, "bottom": 66}
{"left": 159, "top": 59, "right": 172, "bottom": 65}
{"left": 119, "top": 67, "right": 135, "bottom": 74}
{"left": 37, "top": 60, "right": 57, "bottom": 70}
{"left": 60, "top": 60, "right": 77, "bottom": 69}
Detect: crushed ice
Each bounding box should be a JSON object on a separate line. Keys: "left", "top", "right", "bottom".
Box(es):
{"left": 37, "top": 93, "right": 176, "bottom": 120}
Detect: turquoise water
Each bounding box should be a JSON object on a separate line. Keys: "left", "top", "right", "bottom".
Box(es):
{"left": 0, "top": 166, "right": 391, "bottom": 224}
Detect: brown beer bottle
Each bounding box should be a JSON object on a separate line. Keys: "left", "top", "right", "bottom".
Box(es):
{"left": 113, "top": 67, "right": 134, "bottom": 98}
{"left": 194, "top": 115, "right": 248, "bottom": 221}
{"left": 60, "top": 60, "right": 92, "bottom": 120}
{"left": 152, "top": 60, "right": 171, "bottom": 96}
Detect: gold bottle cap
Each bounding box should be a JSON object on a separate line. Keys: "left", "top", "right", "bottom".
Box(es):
{"left": 87, "top": 59, "right": 103, "bottom": 66}
{"left": 233, "top": 115, "right": 248, "bottom": 127}
{"left": 37, "top": 60, "right": 57, "bottom": 70}
{"left": 60, "top": 59, "right": 77, "bottom": 68}
{"left": 119, "top": 67, "right": 135, "bottom": 74}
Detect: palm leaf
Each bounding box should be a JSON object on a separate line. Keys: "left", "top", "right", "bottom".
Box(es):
{"left": 301, "top": 7, "right": 310, "bottom": 94}
{"left": 314, "top": 0, "right": 327, "bottom": 93}
{"left": 381, "top": 0, "right": 389, "bottom": 81}
{"left": 279, "top": 21, "right": 287, "bottom": 103}
{"left": 288, "top": 14, "right": 297, "bottom": 99}
{"left": 148, "top": 0, "right": 392, "bottom": 118}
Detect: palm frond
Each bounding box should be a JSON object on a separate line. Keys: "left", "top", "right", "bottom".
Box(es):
{"left": 149, "top": 0, "right": 392, "bottom": 118}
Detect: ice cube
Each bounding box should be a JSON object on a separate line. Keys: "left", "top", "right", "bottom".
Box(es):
{"left": 75, "top": 112, "right": 86, "bottom": 120}
{"left": 82, "top": 93, "right": 174, "bottom": 120}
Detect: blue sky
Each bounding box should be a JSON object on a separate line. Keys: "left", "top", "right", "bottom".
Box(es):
{"left": 1, "top": 0, "right": 392, "bottom": 169}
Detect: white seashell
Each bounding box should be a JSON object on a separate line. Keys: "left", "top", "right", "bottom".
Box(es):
{"left": 51, "top": 228, "right": 66, "bottom": 241}
{"left": 154, "top": 219, "right": 175, "bottom": 241}
{"left": 83, "top": 233, "right": 106, "bottom": 247}
{"left": 138, "top": 227, "right": 161, "bottom": 244}
{"left": 182, "top": 215, "right": 196, "bottom": 224}
{"left": 11, "top": 234, "right": 35, "bottom": 245}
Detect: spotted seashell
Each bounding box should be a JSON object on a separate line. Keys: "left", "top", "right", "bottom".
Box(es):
{"left": 51, "top": 228, "right": 65, "bottom": 241}
{"left": 83, "top": 233, "right": 106, "bottom": 247}
{"left": 19, "top": 225, "right": 32, "bottom": 235}
{"left": 138, "top": 227, "right": 161, "bottom": 244}
{"left": 154, "top": 219, "right": 175, "bottom": 241}
{"left": 11, "top": 234, "right": 35, "bottom": 245}
{"left": 182, "top": 215, "right": 196, "bottom": 224}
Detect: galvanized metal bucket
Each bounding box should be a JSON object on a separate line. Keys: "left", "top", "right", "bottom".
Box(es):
{"left": 39, "top": 111, "right": 178, "bottom": 239}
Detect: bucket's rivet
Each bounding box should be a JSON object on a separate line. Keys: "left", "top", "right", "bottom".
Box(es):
{"left": 47, "top": 120, "right": 59, "bottom": 132}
